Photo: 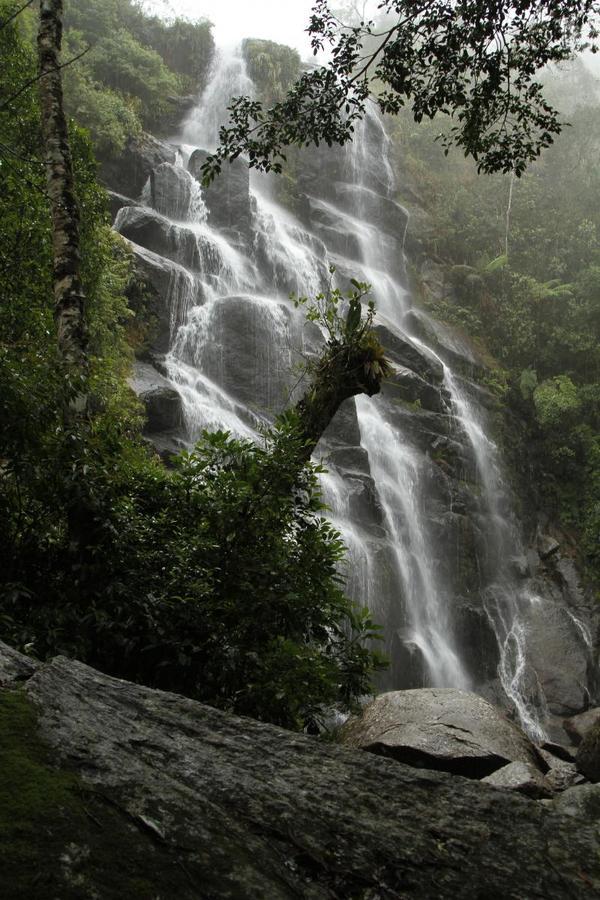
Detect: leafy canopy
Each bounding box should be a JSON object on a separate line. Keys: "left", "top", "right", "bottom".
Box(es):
{"left": 202, "top": 0, "right": 600, "bottom": 182}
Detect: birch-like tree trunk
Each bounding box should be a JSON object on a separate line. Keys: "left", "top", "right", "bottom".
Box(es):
{"left": 37, "top": 0, "right": 87, "bottom": 370}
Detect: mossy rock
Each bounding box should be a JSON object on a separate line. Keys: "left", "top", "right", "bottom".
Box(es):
{"left": 0, "top": 689, "right": 200, "bottom": 899}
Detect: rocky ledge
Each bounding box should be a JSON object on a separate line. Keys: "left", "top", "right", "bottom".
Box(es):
{"left": 1, "top": 641, "right": 599, "bottom": 898}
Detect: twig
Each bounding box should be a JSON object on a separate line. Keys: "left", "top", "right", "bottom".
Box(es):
{"left": 0, "top": 44, "right": 91, "bottom": 113}
{"left": 0, "top": 0, "right": 36, "bottom": 32}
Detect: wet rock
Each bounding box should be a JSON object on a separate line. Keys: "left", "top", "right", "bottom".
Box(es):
{"left": 383, "top": 365, "right": 445, "bottom": 412}
{"left": 175, "top": 294, "right": 297, "bottom": 414}
{"left": 14, "top": 650, "right": 600, "bottom": 898}
{"left": 127, "top": 245, "right": 198, "bottom": 354}
{"left": 326, "top": 445, "right": 370, "bottom": 475}
{"left": 375, "top": 325, "right": 444, "bottom": 384}
{"left": 0, "top": 641, "right": 38, "bottom": 687}
{"left": 116, "top": 206, "right": 194, "bottom": 269}
{"left": 537, "top": 531, "right": 560, "bottom": 559}
{"left": 320, "top": 397, "right": 362, "bottom": 447}
{"left": 101, "top": 132, "right": 177, "bottom": 198}
{"left": 341, "top": 688, "right": 542, "bottom": 778}
{"left": 521, "top": 599, "right": 593, "bottom": 716}
{"left": 107, "top": 189, "right": 137, "bottom": 221}
{"left": 576, "top": 719, "right": 600, "bottom": 782}
{"left": 149, "top": 162, "right": 196, "bottom": 221}
{"left": 481, "top": 761, "right": 552, "bottom": 799}
{"left": 188, "top": 149, "right": 251, "bottom": 238}
{"left": 564, "top": 708, "right": 600, "bottom": 746}
{"left": 539, "top": 740, "right": 576, "bottom": 762}
{"left": 130, "top": 362, "right": 182, "bottom": 433}
{"left": 510, "top": 555, "right": 530, "bottom": 579}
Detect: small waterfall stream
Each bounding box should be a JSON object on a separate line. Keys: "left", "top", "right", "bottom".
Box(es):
{"left": 114, "top": 44, "right": 595, "bottom": 739}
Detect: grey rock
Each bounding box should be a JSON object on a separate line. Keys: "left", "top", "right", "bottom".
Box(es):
{"left": 537, "top": 748, "right": 582, "bottom": 792}
{"left": 564, "top": 707, "right": 600, "bottom": 746}
{"left": 375, "top": 325, "right": 445, "bottom": 384}
{"left": 0, "top": 640, "right": 38, "bottom": 687}
{"left": 481, "top": 761, "right": 552, "bottom": 799}
{"left": 127, "top": 244, "right": 199, "bottom": 354}
{"left": 149, "top": 162, "right": 196, "bottom": 221}
{"left": 551, "top": 783, "right": 600, "bottom": 819}
{"left": 174, "top": 293, "right": 302, "bottom": 415}
{"left": 107, "top": 189, "right": 137, "bottom": 221}
{"left": 341, "top": 688, "right": 541, "bottom": 778}
{"left": 101, "top": 132, "right": 177, "bottom": 198}
{"left": 576, "top": 719, "right": 600, "bottom": 782}
{"left": 537, "top": 531, "right": 560, "bottom": 559}
{"left": 522, "top": 599, "right": 592, "bottom": 716}
{"left": 189, "top": 149, "right": 251, "bottom": 238}
{"left": 141, "top": 386, "right": 182, "bottom": 433}
{"left": 383, "top": 365, "right": 445, "bottom": 412}
{"left": 130, "top": 362, "right": 183, "bottom": 433}
{"left": 17, "top": 652, "right": 600, "bottom": 898}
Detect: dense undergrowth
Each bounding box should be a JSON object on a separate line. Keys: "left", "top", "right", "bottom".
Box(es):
{"left": 0, "top": 1, "right": 384, "bottom": 730}
{"left": 390, "top": 62, "right": 600, "bottom": 581}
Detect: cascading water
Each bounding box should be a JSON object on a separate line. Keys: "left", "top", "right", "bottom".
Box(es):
{"left": 115, "top": 44, "right": 595, "bottom": 738}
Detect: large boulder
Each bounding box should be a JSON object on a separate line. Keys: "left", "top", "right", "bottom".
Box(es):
{"left": 0, "top": 642, "right": 38, "bottom": 687}
{"left": 149, "top": 162, "right": 197, "bottom": 221}
{"left": 576, "top": 719, "right": 600, "bottom": 782}
{"left": 341, "top": 688, "right": 542, "bottom": 778}
{"left": 126, "top": 245, "right": 198, "bottom": 355}
{"left": 521, "top": 599, "right": 593, "bottom": 716}
{"left": 172, "top": 294, "right": 300, "bottom": 414}
{"left": 564, "top": 707, "right": 600, "bottom": 746}
{"left": 481, "top": 761, "right": 552, "bottom": 799}
{"left": 100, "top": 132, "right": 177, "bottom": 198}
{"left": 0, "top": 644, "right": 595, "bottom": 898}
{"left": 188, "top": 149, "right": 251, "bottom": 238}
{"left": 129, "top": 362, "right": 182, "bottom": 433}
{"left": 375, "top": 324, "right": 445, "bottom": 384}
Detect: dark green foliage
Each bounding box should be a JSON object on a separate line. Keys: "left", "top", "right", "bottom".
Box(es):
{"left": 202, "top": 0, "right": 600, "bottom": 182}
{"left": 242, "top": 38, "right": 301, "bottom": 105}
{"left": 1, "top": 424, "right": 385, "bottom": 730}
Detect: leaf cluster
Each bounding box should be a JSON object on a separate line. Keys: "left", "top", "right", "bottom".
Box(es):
{"left": 202, "top": 0, "right": 600, "bottom": 183}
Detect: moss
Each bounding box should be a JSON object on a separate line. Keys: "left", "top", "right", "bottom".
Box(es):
{"left": 0, "top": 689, "right": 200, "bottom": 898}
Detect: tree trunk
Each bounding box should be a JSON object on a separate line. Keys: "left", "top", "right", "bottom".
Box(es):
{"left": 293, "top": 339, "right": 387, "bottom": 462}
{"left": 37, "top": 0, "right": 87, "bottom": 370}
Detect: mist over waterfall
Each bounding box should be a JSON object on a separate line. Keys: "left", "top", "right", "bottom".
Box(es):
{"left": 115, "top": 44, "right": 596, "bottom": 740}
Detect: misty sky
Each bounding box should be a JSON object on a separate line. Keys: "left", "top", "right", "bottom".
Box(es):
{"left": 143, "top": 1, "right": 320, "bottom": 56}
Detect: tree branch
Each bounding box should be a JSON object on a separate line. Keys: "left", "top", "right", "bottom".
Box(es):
{"left": 0, "top": 0, "right": 35, "bottom": 32}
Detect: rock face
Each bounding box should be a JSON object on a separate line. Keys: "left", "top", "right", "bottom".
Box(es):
{"left": 1, "top": 644, "right": 596, "bottom": 898}
{"left": 341, "top": 689, "right": 542, "bottom": 778}
{"left": 481, "top": 761, "right": 551, "bottom": 799}
{"left": 564, "top": 707, "right": 600, "bottom": 745}
{"left": 188, "top": 148, "right": 251, "bottom": 239}
{"left": 100, "top": 132, "right": 177, "bottom": 198}
{"left": 576, "top": 719, "right": 600, "bottom": 782}
{"left": 0, "top": 641, "right": 38, "bottom": 687}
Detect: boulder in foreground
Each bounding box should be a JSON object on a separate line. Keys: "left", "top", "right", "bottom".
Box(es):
{"left": 1, "top": 644, "right": 599, "bottom": 898}
{"left": 341, "top": 688, "right": 542, "bottom": 778}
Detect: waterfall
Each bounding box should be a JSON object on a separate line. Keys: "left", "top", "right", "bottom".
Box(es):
{"left": 115, "top": 44, "right": 595, "bottom": 739}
